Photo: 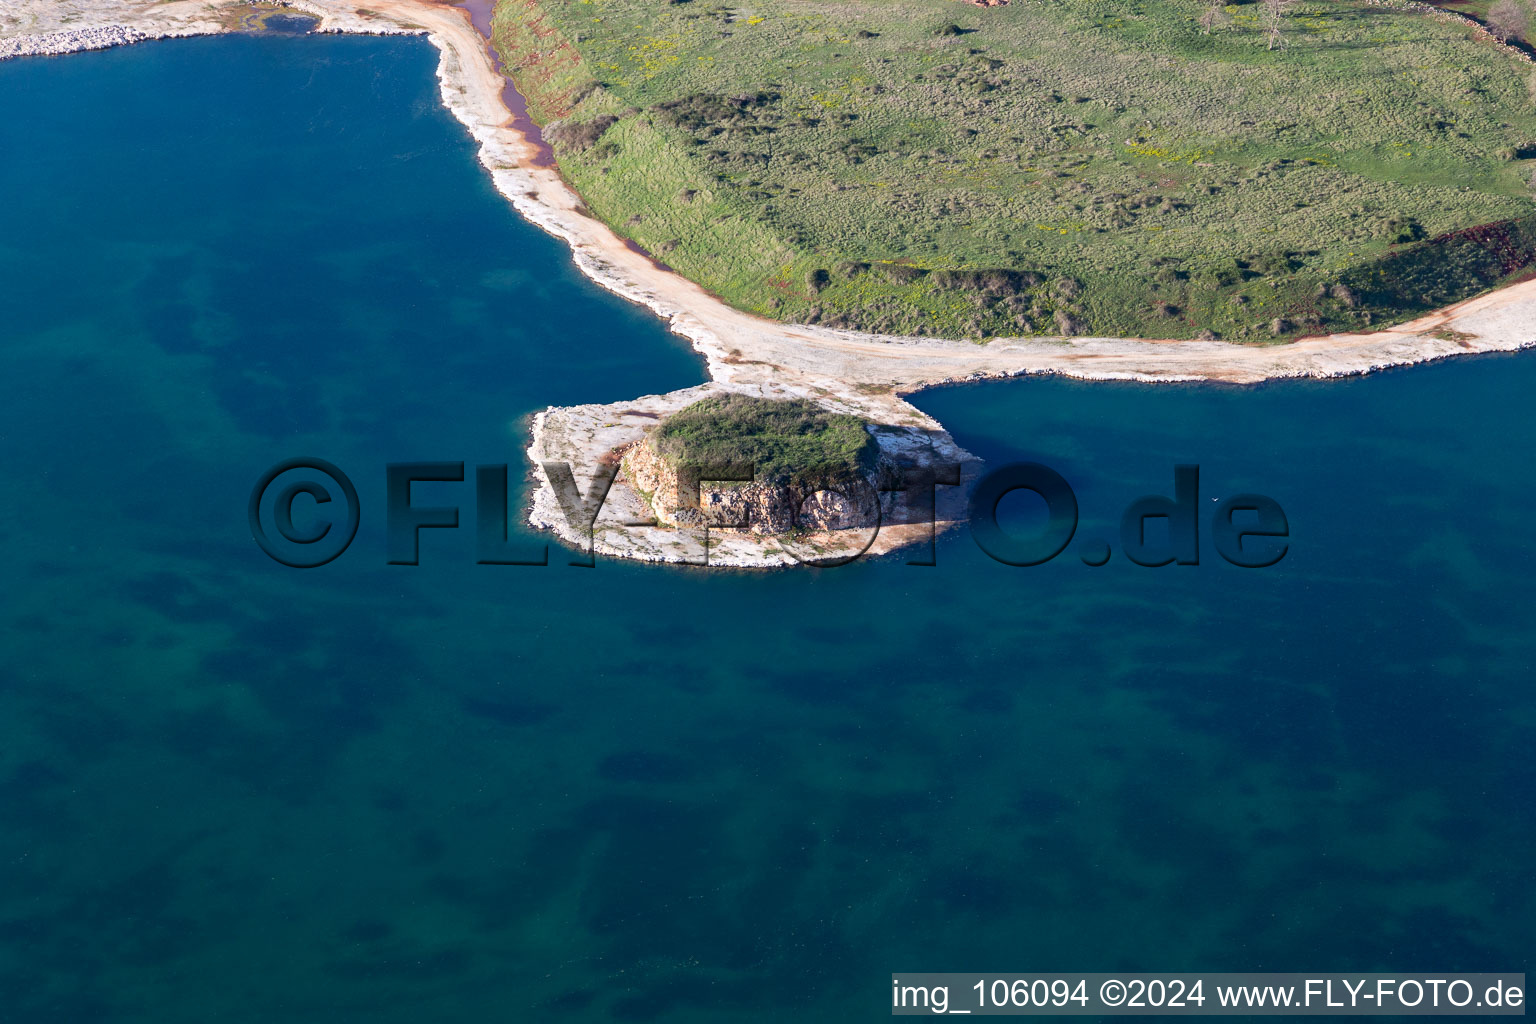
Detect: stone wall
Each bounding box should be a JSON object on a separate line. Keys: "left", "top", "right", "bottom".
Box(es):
{"left": 1363, "top": 0, "right": 1535, "bottom": 65}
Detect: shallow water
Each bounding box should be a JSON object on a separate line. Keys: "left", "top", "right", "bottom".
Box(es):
{"left": 0, "top": 34, "right": 1530, "bottom": 1023}
{"left": 261, "top": 14, "right": 319, "bottom": 34}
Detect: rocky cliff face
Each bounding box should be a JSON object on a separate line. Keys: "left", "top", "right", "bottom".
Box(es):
{"left": 528, "top": 382, "right": 982, "bottom": 568}
{"left": 622, "top": 435, "right": 887, "bottom": 534}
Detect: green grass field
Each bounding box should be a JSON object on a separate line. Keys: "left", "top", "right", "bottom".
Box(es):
{"left": 1431, "top": 0, "right": 1496, "bottom": 21}
{"left": 492, "top": 0, "right": 1536, "bottom": 340}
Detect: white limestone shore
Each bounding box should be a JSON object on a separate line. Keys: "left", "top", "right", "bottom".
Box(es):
{"left": 0, "top": 1, "right": 421, "bottom": 61}
{"left": 6, "top": 0, "right": 1534, "bottom": 566}
{"left": 6, "top": 0, "right": 1533, "bottom": 392}
{"left": 1, "top": 26, "right": 165, "bottom": 58}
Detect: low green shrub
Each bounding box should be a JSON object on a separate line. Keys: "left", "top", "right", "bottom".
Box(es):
{"left": 650, "top": 395, "right": 878, "bottom": 487}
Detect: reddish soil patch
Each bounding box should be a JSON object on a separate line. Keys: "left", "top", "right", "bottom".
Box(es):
{"left": 621, "top": 238, "right": 676, "bottom": 273}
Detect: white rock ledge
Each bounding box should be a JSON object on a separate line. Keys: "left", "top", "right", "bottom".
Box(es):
{"left": 6, "top": 0, "right": 1536, "bottom": 567}
{"left": 2, "top": 26, "right": 168, "bottom": 59}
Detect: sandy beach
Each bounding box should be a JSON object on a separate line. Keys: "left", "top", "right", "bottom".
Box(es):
{"left": 6, "top": 0, "right": 1534, "bottom": 564}
{"left": 6, "top": 0, "right": 1533, "bottom": 394}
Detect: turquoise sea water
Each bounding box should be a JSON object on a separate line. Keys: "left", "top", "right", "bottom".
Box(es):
{"left": 0, "top": 35, "right": 1531, "bottom": 1022}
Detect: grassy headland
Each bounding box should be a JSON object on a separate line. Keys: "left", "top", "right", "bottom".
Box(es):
{"left": 491, "top": 0, "right": 1536, "bottom": 340}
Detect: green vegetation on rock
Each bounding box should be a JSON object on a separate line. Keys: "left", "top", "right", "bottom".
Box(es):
{"left": 649, "top": 395, "right": 878, "bottom": 486}
{"left": 493, "top": 0, "right": 1536, "bottom": 340}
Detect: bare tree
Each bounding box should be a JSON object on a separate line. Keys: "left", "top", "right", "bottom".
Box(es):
{"left": 1263, "top": 0, "right": 1296, "bottom": 50}
{"left": 1488, "top": 0, "right": 1530, "bottom": 44}
{"left": 1199, "top": 0, "right": 1230, "bottom": 34}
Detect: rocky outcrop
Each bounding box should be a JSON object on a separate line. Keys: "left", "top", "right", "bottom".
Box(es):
{"left": 11, "top": 0, "right": 1536, "bottom": 566}
{"left": 622, "top": 432, "right": 887, "bottom": 535}
{"left": 526, "top": 383, "right": 980, "bottom": 569}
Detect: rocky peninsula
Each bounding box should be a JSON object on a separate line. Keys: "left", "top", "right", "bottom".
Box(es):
{"left": 6, "top": 0, "right": 1536, "bottom": 567}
